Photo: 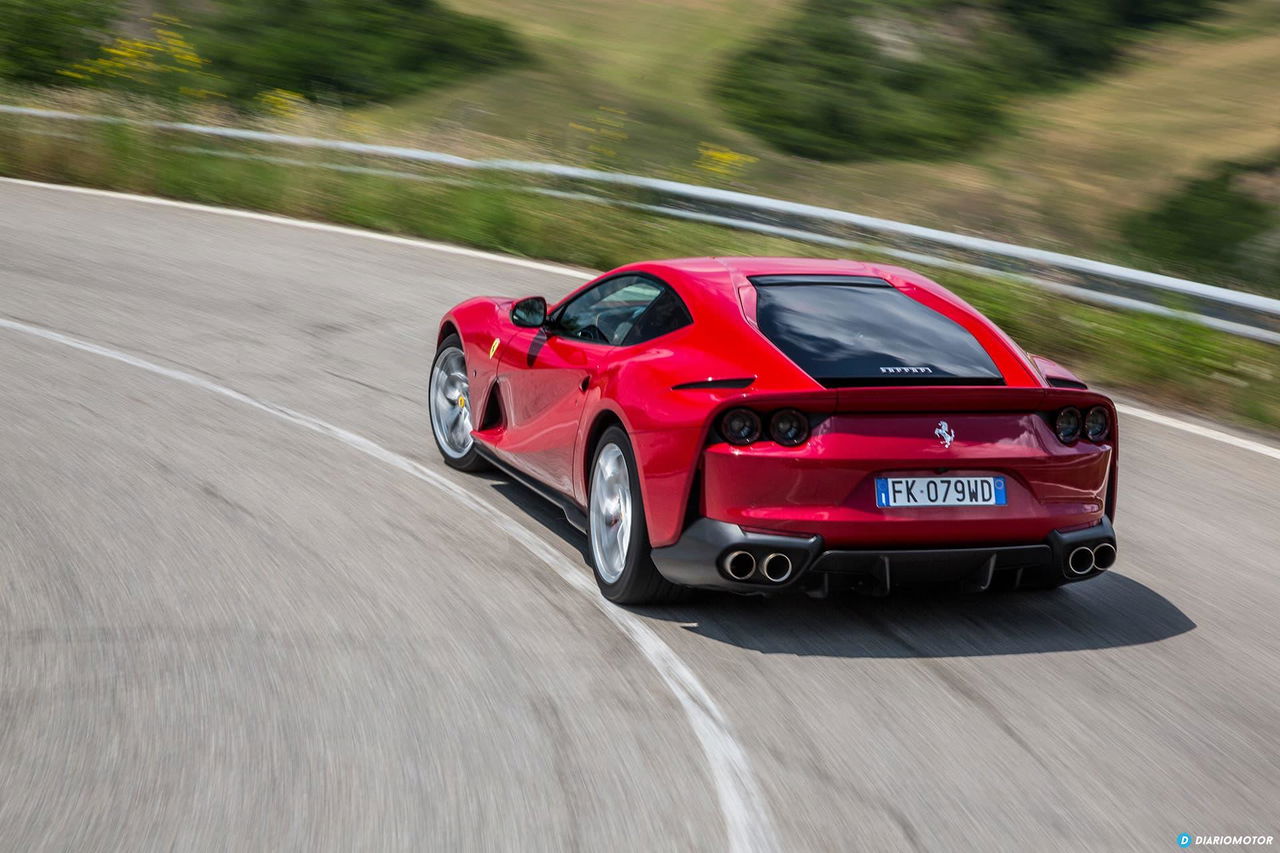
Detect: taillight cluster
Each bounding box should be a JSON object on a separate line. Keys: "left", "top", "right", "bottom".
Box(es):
{"left": 1053, "top": 406, "right": 1111, "bottom": 444}
{"left": 718, "top": 407, "right": 810, "bottom": 447}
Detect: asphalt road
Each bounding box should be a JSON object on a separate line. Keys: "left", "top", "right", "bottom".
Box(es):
{"left": 2, "top": 179, "right": 1278, "bottom": 852}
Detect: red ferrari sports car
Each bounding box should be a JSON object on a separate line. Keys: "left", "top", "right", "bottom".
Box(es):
{"left": 430, "top": 257, "right": 1117, "bottom": 604}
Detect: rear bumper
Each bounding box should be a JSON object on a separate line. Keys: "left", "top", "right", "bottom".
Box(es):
{"left": 651, "top": 516, "right": 1116, "bottom": 594}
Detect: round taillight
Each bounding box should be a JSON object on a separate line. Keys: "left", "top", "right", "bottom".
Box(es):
{"left": 1055, "top": 407, "right": 1082, "bottom": 443}
{"left": 769, "top": 409, "right": 809, "bottom": 446}
{"left": 1084, "top": 406, "right": 1110, "bottom": 442}
{"left": 720, "top": 408, "right": 761, "bottom": 446}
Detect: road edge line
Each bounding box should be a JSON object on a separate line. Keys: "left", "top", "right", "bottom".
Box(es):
{"left": 0, "top": 313, "right": 779, "bottom": 853}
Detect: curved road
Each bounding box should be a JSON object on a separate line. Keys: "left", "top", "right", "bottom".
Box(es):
{"left": 2, "top": 179, "right": 1278, "bottom": 851}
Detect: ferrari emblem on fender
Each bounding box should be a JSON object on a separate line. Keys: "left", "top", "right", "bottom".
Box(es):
{"left": 489, "top": 337, "right": 500, "bottom": 359}
{"left": 935, "top": 420, "right": 955, "bottom": 448}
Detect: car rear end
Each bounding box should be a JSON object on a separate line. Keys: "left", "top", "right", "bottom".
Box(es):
{"left": 650, "top": 270, "right": 1118, "bottom": 595}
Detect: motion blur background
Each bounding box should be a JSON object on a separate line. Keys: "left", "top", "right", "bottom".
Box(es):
{"left": 2, "top": 0, "right": 1279, "bottom": 430}
{"left": 2, "top": 1, "right": 1279, "bottom": 851}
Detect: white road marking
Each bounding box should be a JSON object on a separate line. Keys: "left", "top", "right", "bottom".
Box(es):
{"left": 6, "top": 176, "right": 1280, "bottom": 464}
{"left": 0, "top": 314, "right": 779, "bottom": 853}
{"left": 1117, "top": 404, "right": 1280, "bottom": 462}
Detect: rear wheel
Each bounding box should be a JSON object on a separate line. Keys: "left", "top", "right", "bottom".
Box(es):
{"left": 429, "top": 334, "right": 490, "bottom": 472}
{"left": 588, "top": 426, "right": 684, "bottom": 604}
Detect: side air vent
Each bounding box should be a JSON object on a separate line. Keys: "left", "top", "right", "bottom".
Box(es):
{"left": 479, "top": 383, "right": 505, "bottom": 429}
{"left": 672, "top": 377, "right": 755, "bottom": 390}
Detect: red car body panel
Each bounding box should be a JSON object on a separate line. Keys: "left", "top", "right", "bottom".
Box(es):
{"left": 437, "top": 257, "right": 1117, "bottom": 558}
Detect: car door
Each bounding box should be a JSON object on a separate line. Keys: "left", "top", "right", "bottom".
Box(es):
{"left": 496, "top": 275, "right": 668, "bottom": 494}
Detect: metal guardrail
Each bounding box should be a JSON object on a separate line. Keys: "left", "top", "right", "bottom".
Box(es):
{"left": 4, "top": 103, "right": 1279, "bottom": 345}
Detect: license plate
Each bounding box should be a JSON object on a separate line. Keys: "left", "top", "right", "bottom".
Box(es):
{"left": 875, "top": 476, "right": 1006, "bottom": 508}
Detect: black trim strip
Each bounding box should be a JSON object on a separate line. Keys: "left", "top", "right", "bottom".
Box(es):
{"left": 816, "top": 377, "right": 1006, "bottom": 388}
{"left": 473, "top": 444, "right": 588, "bottom": 533}
{"left": 672, "top": 377, "right": 755, "bottom": 390}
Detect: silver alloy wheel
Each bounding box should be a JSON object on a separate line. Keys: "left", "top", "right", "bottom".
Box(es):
{"left": 429, "top": 347, "right": 474, "bottom": 459}
{"left": 590, "top": 443, "right": 632, "bottom": 584}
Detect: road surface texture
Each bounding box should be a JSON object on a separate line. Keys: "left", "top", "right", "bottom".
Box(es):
{"left": 2, "top": 179, "right": 1277, "bottom": 852}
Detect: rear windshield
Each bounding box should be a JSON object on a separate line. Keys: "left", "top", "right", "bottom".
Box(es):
{"left": 750, "top": 276, "right": 1004, "bottom": 387}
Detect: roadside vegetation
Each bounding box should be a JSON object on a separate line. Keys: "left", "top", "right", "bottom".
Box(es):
{"left": 0, "top": 0, "right": 122, "bottom": 85}
{"left": 1123, "top": 152, "right": 1280, "bottom": 295}
{"left": 197, "top": 0, "right": 525, "bottom": 105}
{"left": 2, "top": 0, "right": 1278, "bottom": 284}
{"left": 715, "top": 0, "right": 1218, "bottom": 161}
{"left": 2, "top": 115, "right": 1278, "bottom": 433}
{"left": 0, "top": 0, "right": 523, "bottom": 106}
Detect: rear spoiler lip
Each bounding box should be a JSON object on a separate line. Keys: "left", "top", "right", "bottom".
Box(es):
{"left": 705, "top": 385, "right": 1114, "bottom": 416}
{"left": 835, "top": 385, "right": 1113, "bottom": 414}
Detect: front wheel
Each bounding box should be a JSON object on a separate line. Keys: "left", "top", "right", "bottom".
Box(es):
{"left": 588, "top": 426, "right": 685, "bottom": 604}
{"left": 428, "top": 334, "right": 490, "bottom": 472}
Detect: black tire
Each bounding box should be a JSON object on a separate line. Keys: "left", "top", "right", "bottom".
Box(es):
{"left": 429, "top": 334, "right": 491, "bottom": 473}
{"left": 588, "top": 426, "right": 686, "bottom": 605}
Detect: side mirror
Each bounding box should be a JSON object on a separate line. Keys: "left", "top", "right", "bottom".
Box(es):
{"left": 510, "top": 296, "right": 547, "bottom": 328}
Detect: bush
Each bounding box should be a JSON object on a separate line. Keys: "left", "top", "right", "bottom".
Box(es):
{"left": 197, "top": 0, "right": 526, "bottom": 105}
{"left": 717, "top": 0, "right": 1217, "bottom": 162}
{"left": 0, "top": 0, "right": 120, "bottom": 85}
{"left": 1122, "top": 154, "right": 1279, "bottom": 290}
{"left": 60, "top": 15, "right": 221, "bottom": 102}
{"left": 715, "top": 2, "right": 1006, "bottom": 161}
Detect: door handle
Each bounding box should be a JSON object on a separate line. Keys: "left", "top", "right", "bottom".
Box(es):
{"left": 579, "top": 376, "right": 590, "bottom": 392}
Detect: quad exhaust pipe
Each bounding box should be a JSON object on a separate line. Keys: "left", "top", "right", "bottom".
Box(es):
{"left": 1067, "top": 546, "right": 1095, "bottom": 576}
{"left": 723, "top": 550, "right": 756, "bottom": 581}
{"left": 761, "top": 553, "right": 793, "bottom": 584}
{"left": 1092, "top": 542, "right": 1117, "bottom": 570}
{"left": 1066, "top": 542, "right": 1118, "bottom": 576}
{"left": 721, "top": 550, "right": 795, "bottom": 583}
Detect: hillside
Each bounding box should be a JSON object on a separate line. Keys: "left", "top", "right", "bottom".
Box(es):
{"left": 357, "top": 0, "right": 1280, "bottom": 265}
{"left": 8, "top": 0, "right": 1275, "bottom": 278}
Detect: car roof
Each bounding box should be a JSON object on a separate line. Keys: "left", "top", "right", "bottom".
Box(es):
{"left": 625, "top": 256, "right": 954, "bottom": 307}
{"left": 607, "top": 256, "right": 1041, "bottom": 387}
{"left": 712, "top": 257, "right": 885, "bottom": 278}
{"left": 631, "top": 256, "right": 885, "bottom": 286}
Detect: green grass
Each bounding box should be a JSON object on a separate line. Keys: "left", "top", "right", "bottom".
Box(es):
{"left": 8, "top": 0, "right": 1278, "bottom": 286}
{"left": 9, "top": 0, "right": 1277, "bottom": 286}
{"left": 348, "top": 0, "right": 1280, "bottom": 268}
{"left": 3, "top": 113, "right": 1278, "bottom": 433}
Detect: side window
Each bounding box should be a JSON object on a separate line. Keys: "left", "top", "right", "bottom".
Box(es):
{"left": 621, "top": 285, "right": 693, "bottom": 345}
{"left": 554, "top": 275, "right": 690, "bottom": 346}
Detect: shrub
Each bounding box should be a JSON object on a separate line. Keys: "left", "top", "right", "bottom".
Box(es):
{"left": 197, "top": 0, "right": 526, "bottom": 105}
{"left": 715, "top": 3, "right": 1005, "bottom": 161}
{"left": 0, "top": 0, "right": 120, "bottom": 85}
{"left": 1122, "top": 154, "right": 1278, "bottom": 289}
{"left": 999, "top": 0, "right": 1124, "bottom": 75}
{"left": 60, "top": 15, "right": 221, "bottom": 102}
{"left": 717, "top": 0, "right": 1217, "bottom": 162}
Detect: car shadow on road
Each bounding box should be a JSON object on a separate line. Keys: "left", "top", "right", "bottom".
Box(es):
{"left": 632, "top": 573, "right": 1196, "bottom": 658}
{"left": 485, "top": 477, "right": 1195, "bottom": 659}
